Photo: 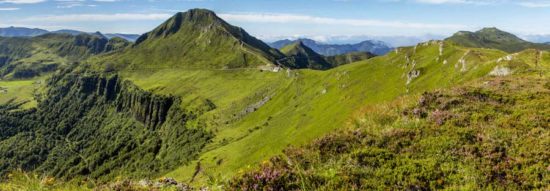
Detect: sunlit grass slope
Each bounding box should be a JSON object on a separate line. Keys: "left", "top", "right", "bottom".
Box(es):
{"left": 229, "top": 74, "right": 550, "bottom": 190}
{"left": 124, "top": 40, "right": 544, "bottom": 185}
{"left": 0, "top": 76, "right": 47, "bottom": 109}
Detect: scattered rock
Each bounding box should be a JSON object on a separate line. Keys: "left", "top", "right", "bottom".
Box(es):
{"left": 489, "top": 66, "right": 512, "bottom": 76}
{"left": 138, "top": 179, "right": 152, "bottom": 187}
{"left": 259, "top": 64, "right": 281, "bottom": 73}
{"left": 407, "top": 70, "right": 421, "bottom": 85}
{"left": 497, "top": 55, "right": 513, "bottom": 63}
{"left": 439, "top": 42, "right": 444, "bottom": 56}
{"left": 458, "top": 51, "right": 470, "bottom": 72}
{"left": 243, "top": 96, "right": 271, "bottom": 115}
{"left": 159, "top": 177, "right": 178, "bottom": 185}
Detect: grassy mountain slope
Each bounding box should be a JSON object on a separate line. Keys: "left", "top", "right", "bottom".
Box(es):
{"left": 446, "top": 27, "right": 550, "bottom": 53}
{"left": 1, "top": 41, "right": 548, "bottom": 190}
{"left": 0, "top": 77, "right": 46, "bottom": 109}
{"left": 280, "top": 41, "right": 333, "bottom": 69}
{"left": 159, "top": 40, "right": 548, "bottom": 185}
{"left": 0, "top": 33, "right": 129, "bottom": 79}
{"left": 99, "top": 9, "right": 284, "bottom": 70}
{"left": 229, "top": 74, "right": 550, "bottom": 190}
{"left": 0, "top": 33, "right": 130, "bottom": 108}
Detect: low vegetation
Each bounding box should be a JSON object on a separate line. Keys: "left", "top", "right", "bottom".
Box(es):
{"left": 229, "top": 75, "right": 550, "bottom": 190}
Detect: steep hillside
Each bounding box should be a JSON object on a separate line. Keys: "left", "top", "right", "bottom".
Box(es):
{"left": 103, "top": 9, "right": 285, "bottom": 70}
{"left": 280, "top": 41, "right": 332, "bottom": 70}
{"left": 0, "top": 68, "right": 212, "bottom": 181}
{"left": 164, "top": 40, "right": 548, "bottom": 186}
{"left": 271, "top": 38, "right": 392, "bottom": 56}
{"left": 325, "top": 51, "right": 377, "bottom": 67}
{"left": 230, "top": 74, "right": 550, "bottom": 190}
{"left": 446, "top": 27, "right": 550, "bottom": 53}
{"left": 0, "top": 33, "right": 131, "bottom": 109}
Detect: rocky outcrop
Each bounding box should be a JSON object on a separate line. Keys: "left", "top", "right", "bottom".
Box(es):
{"left": 407, "top": 70, "right": 421, "bottom": 85}
{"left": 74, "top": 34, "right": 109, "bottom": 54}
{"left": 489, "top": 66, "right": 512, "bottom": 76}
{"left": 0, "top": 69, "right": 213, "bottom": 179}
{"left": 68, "top": 73, "right": 193, "bottom": 129}
{"left": 115, "top": 87, "right": 174, "bottom": 129}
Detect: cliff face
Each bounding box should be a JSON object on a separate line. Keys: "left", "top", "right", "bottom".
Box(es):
{"left": 0, "top": 69, "right": 213, "bottom": 180}
{"left": 66, "top": 73, "right": 184, "bottom": 130}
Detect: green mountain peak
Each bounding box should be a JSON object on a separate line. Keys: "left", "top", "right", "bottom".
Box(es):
{"left": 280, "top": 40, "right": 332, "bottom": 70}
{"left": 114, "top": 9, "right": 284, "bottom": 70}
{"left": 135, "top": 9, "right": 221, "bottom": 44}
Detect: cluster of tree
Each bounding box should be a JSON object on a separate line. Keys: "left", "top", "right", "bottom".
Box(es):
{"left": 0, "top": 68, "right": 213, "bottom": 181}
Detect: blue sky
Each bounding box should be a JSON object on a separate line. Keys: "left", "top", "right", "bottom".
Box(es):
{"left": 1, "top": 0, "right": 550, "bottom": 43}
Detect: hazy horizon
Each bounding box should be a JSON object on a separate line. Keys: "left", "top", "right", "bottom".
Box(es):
{"left": 2, "top": 0, "right": 550, "bottom": 42}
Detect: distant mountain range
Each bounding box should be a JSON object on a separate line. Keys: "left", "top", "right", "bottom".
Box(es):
{"left": 0, "top": 27, "right": 48, "bottom": 37}
{"left": 269, "top": 38, "right": 393, "bottom": 56}
{"left": 0, "top": 26, "right": 140, "bottom": 42}
{"left": 266, "top": 34, "right": 446, "bottom": 48}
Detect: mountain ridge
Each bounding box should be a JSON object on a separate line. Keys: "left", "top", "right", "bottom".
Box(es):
{"left": 270, "top": 38, "right": 393, "bottom": 56}
{"left": 0, "top": 32, "right": 129, "bottom": 79}
{"left": 446, "top": 27, "right": 550, "bottom": 52}
{"left": 0, "top": 27, "right": 140, "bottom": 42}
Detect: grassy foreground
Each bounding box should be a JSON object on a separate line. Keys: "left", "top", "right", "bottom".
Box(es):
{"left": 228, "top": 75, "right": 550, "bottom": 190}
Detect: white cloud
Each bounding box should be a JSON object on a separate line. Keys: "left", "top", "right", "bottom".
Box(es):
{"left": 0, "top": 7, "right": 19, "bottom": 10}
{"left": 21, "top": 13, "right": 172, "bottom": 22}
{"left": 218, "top": 13, "right": 465, "bottom": 30}
{"left": 0, "top": 0, "right": 45, "bottom": 4}
{"left": 412, "top": 0, "right": 504, "bottom": 5}
{"left": 400, "top": 0, "right": 550, "bottom": 7}
{"left": 518, "top": 1, "right": 550, "bottom": 8}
